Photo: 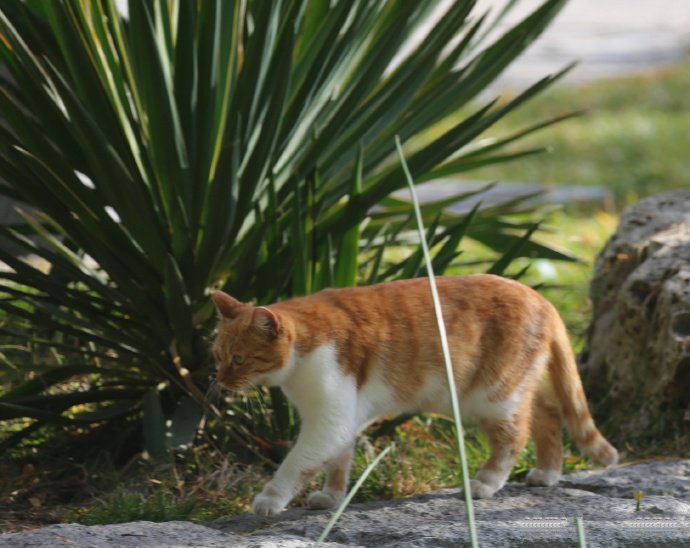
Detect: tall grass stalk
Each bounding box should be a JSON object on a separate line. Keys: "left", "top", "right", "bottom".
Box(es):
{"left": 396, "top": 135, "right": 479, "bottom": 548}
{"left": 576, "top": 517, "right": 587, "bottom": 547}
{"left": 314, "top": 445, "right": 392, "bottom": 547}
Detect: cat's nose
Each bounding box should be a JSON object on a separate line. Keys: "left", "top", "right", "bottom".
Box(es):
{"left": 215, "top": 369, "right": 228, "bottom": 385}
{"left": 216, "top": 368, "right": 240, "bottom": 390}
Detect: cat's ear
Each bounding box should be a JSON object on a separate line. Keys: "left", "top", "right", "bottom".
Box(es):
{"left": 211, "top": 291, "right": 244, "bottom": 319}
{"left": 251, "top": 307, "right": 279, "bottom": 339}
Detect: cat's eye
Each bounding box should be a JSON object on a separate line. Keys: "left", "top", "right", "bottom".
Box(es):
{"left": 232, "top": 355, "right": 245, "bottom": 365}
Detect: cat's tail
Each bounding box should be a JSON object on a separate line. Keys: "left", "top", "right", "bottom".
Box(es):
{"left": 548, "top": 320, "right": 618, "bottom": 466}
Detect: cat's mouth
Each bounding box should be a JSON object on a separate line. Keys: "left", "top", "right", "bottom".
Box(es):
{"left": 216, "top": 372, "right": 251, "bottom": 393}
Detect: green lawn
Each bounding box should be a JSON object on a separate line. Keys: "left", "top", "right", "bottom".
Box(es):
{"left": 449, "top": 58, "right": 690, "bottom": 346}
{"left": 465, "top": 59, "right": 690, "bottom": 203}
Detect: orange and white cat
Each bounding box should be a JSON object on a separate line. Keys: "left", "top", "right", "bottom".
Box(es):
{"left": 211, "top": 274, "right": 617, "bottom": 516}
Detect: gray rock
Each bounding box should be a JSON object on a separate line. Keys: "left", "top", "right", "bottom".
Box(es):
{"left": 3, "top": 460, "right": 690, "bottom": 547}
{"left": 582, "top": 189, "right": 690, "bottom": 442}
{"left": 0, "top": 521, "right": 241, "bottom": 547}
{"left": 562, "top": 459, "right": 690, "bottom": 501}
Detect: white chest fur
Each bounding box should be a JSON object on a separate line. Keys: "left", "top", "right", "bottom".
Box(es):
{"left": 280, "top": 343, "right": 401, "bottom": 434}
{"left": 281, "top": 344, "right": 358, "bottom": 432}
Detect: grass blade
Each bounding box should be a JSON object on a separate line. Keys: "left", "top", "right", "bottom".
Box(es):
{"left": 487, "top": 222, "right": 540, "bottom": 276}
{"left": 576, "top": 516, "right": 587, "bottom": 547}
{"left": 314, "top": 445, "right": 391, "bottom": 547}
{"left": 333, "top": 146, "right": 363, "bottom": 288}
{"left": 142, "top": 388, "right": 167, "bottom": 461}
{"left": 395, "top": 135, "right": 479, "bottom": 548}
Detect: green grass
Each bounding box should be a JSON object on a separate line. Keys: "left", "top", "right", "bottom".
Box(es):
{"left": 71, "top": 415, "right": 587, "bottom": 525}
{"left": 455, "top": 59, "right": 690, "bottom": 203}
{"left": 446, "top": 60, "right": 690, "bottom": 345}
{"left": 346, "top": 418, "right": 592, "bottom": 503}
{"left": 73, "top": 465, "right": 255, "bottom": 526}
{"left": 77, "top": 488, "right": 197, "bottom": 525}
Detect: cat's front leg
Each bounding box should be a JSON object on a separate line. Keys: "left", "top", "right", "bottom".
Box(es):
{"left": 252, "top": 417, "right": 356, "bottom": 516}
{"left": 252, "top": 452, "right": 313, "bottom": 516}
{"left": 252, "top": 484, "right": 292, "bottom": 517}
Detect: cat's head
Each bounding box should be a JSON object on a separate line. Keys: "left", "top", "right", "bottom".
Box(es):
{"left": 210, "top": 291, "right": 293, "bottom": 391}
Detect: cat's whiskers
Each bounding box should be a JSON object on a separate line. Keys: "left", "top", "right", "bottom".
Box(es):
{"left": 253, "top": 385, "right": 268, "bottom": 414}
{"left": 247, "top": 385, "right": 266, "bottom": 419}
{"left": 205, "top": 376, "right": 223, "bottom": 405}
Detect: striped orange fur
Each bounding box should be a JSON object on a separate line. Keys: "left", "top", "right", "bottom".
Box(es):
{"left": 211, "top": 274, "right": 617, "bottom": 515}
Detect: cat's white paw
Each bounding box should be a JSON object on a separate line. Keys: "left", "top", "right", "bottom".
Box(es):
{"left": 307, "top": 490, "right": 343, "bottom": 510}
{"left": 469, "top": 479, "right": 497, "bottom": 499}
{"left": 526, "top": 468, "right": 561, "bottom": 487}
{"left": 252, "top": 493, "right": 285, "bottom": 516}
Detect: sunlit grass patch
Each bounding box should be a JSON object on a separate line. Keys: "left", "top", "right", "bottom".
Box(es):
{"left": 72, "top": 448, "right": 264, "bottom": 524}
{"left": 454, "top": 60, "right": 690, "bottom": 203}
{"left": 346, "top": 417, "right": 593, "bottom": 503}
{"left": 76, "top": 488, "right": 197, "bottom": 525}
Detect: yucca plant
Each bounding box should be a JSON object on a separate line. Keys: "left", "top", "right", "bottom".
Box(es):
{"left": 0, "top": 0, "right": 572, "bottom": 458}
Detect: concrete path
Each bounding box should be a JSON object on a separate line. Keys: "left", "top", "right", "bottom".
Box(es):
{"left": 478, "top": 0, "right": 690, "bottom": 92}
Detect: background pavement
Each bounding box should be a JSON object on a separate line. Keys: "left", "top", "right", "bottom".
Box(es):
{"left": 476, "top": 0, "right": 690, "bottom": 91}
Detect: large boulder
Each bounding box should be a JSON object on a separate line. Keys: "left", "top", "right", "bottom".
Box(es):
{"left": 581, "top": 189, "right": 690, "bottom": 444}
{"left": 1, "top": 460, "right": 690, "bottom": 547}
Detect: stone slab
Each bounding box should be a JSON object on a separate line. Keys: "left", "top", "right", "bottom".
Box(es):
{"left": 3, "top": 460, "right": 690, "bottom": 547}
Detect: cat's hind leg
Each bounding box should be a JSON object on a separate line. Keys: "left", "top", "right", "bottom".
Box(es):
{"left": 471, "top": 408, "right": 531, "bottom": 499}
{"left": 526, "top": 391, "right": 563, "bottom": 487}
{"left": 307, "top": 443, "right": 354, "bottom": 510}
